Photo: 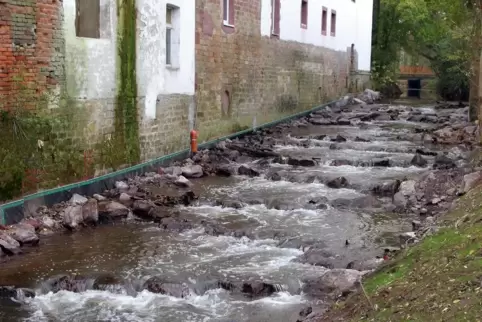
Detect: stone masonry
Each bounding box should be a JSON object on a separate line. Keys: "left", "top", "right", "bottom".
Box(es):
{"left": 0, "top": 0, "right": 64, "bottom": 108}
{"left": 195, "top": 0, "right": 352, "bottom": 139}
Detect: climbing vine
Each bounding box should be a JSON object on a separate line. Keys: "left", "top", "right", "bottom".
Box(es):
{"left": 115, "top": 0, "right": 140, "bottom": 165}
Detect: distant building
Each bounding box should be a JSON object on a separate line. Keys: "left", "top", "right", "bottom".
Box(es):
{"left": 398, "top": 49, "right": 436, "bottom": 99}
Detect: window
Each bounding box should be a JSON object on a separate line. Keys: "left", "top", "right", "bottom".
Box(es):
{"left": 75, "top": 0, "right": 100, "bottom": 38}
{"left": 223, "top": 0, "right": 234, "bottom": 26}
{"left": 301, "top": 0, "right": 308, "bottom": 29}
{"left": 331, "top": 10, "right": 336, "bottom": 36}
{"left": 166, "top": 7, "right": 172, "bottom": 65}
{"left": 321, "top": 7, "right": 327, "bottom": 35}
{"left": 166, "top": 5, "right": 180, "bottom": 68}
{"left": 271, "top": 0, "right": 280, "bottom": 36}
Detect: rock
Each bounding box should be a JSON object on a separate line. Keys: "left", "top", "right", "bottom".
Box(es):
{"left": 215, "top": 199, "right": 244, "bottom": 209}
{"left": 143, "top": 276, "right": 190, "bottom": 298}
{"left": 0, "top": 231, "right": 21, "bottom": 255}
{"left": 434, "top": 155, "right": 456, "bottom": 169}
{"left": 115, "top": 181, "right": 129, "bottom": 191}
{"left": 411, "top": 153, "right": 428, "bottom": 167}
{"left": 431, "top": 197, "right": 441, "bottom": 205}
{"left": 0, "top": 286, "right": 36, "bottom": 302}
{"left": 218, "top": 280, "right": 278, "bottom": 299}
{"left": 293, "top": 249, "right": 340, "bottom": 268}
{"left": 164, "top": 166, "right": 183, "bottom": 177}
{"left": 399, "top": 180, "right": 416, "bottom": 197}
{"left": 310, "top": 118, "right": 333, "bottom": 126}
{"left": 181, "top": 165, "right": 204, "bottom": 178}
{"left": 354, "top": 136, "right": 370, "bottom": 142}
{"left": 63, "top": 205, "right": 84, "bottom": 230}
{"left": 330, "top": 159, "right": 353, "bottom": 166}
{"left": 8, "top": 224, "right": 39, "bottom": 246}
{"left": 412, "top": 220, "right": 422, "bottom": 230}
{"left": 400, "top": 232, "right": 416, "bottom": 245}
{"left": 132, "top": 200, "right": 154, "bottom": 219}
{"left": 175, "top": 175, "right": 192, "bottom": 187}
{"left": 82, "top": 199, "right": 99, "bottom": 224}
{"left": 331, "top": 135, "right": 347, "bottom": 142}
{"left": 459, "top": 171, "right": 482, "bottom": 195}
{"left": 119, "top": 193, "right": 132, "bottom": 204}
{"left": 69, "top": 193, "right": 88, "bottom": 205}
{"left": 336, "top": 118, "right": 351, "bottom": 125}
{"left": 346, "top": 258, "right": 384, "bottom": 271}
{"left": 393, "top": 192, "right": 407, "bottom": 209}
{"left": 159, "top": 217, "right": 194, "bottom": 232}
{"left": 273, "top": 155, "right": 288, "bottom": 164}
{"left": 372, "top": 158, "right": 391, "bottom": 167}
{"left": 238, "top": 165, "right": 260, "bottom": 177}
{"left": 98, "top": 201, "right": 130, "bottom": 220}
{"left": 267, "top": 172, "right": 282, "bottom": 181}
{"left": 302, "top": 269, "right": 364, "bottom": 297}
{"left": 215, "top": 164, "right": 238, "bottom": 177}
{"left": 326, "top": 177, "right": 349, "bottom": 189}
{"left": 371, "top": 180, "right": 401, "bottom": 197}
{"left": 93, "top": 194, "right": 107, "bottom": 201}
{"left": 288, "top": 157, "right": 317, "bottom": 167}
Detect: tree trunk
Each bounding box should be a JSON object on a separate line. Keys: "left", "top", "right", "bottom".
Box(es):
{"left": 470, "top": 56, "right": 480, "bottom": 122}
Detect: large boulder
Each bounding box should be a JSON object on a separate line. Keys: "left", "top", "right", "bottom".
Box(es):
{"left": 302, "top": 269, "right": 365, "bottom": 297}
{"left": 7, "top": 224, "right": 39, "bottom": 246}
{"left": 293, "top": 249, "right": 341, "bottom": 268}
{"left": 371, "top": 180, "right": 401, "bottom": 197}
{"left": 433, "top": 155, "right": 456, "bottom": 169}
{"left": 98, "top": 201, "right": 130, "bottom": 221}
{"left": 0, "top": 231, "right": 21, "bottom": 255}
{"left": 82, "top": 199, "right": 99, "bottom": 224}
{"left": 459, "top": 171, "right": 482, "bottom": 195}
{"left": 63, "top": 205, "right": 84, "bottom": 230}
{"left": 237, "top": 165, "right": 260, "bottom": 177}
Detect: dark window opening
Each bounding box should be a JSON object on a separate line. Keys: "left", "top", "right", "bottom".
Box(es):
{"left": 301, "top": 0, "right": 308, "bottom": 29}
{"left": 321, "top": 7, "right": 327, "bottom": 35}
{"left": 75, "top": 0, "right": 100, "bottom": 38}
{"left": 330, "top": 10, "right": 336, "bottom": 36}
{"left": 407, "top": 79, "right": 421, "bottom": 98}
{"left": 222, "top": 90, "right": 231, "bottom": 116}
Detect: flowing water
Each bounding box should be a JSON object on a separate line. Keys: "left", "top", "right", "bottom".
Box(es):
{"left": 0, "top": 105, "right": 459, "bottom": 321}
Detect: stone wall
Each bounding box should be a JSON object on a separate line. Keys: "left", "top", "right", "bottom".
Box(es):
{"left": 0, "top": 0, "right": 64, "bottom": 107}
{"left": 195, "top": 0, "right": 351, "bottom": 141}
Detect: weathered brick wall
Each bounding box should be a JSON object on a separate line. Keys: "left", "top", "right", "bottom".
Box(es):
{"left": 195, "top": 0, "right": 350, "bottom": 139}
{"left": 0, "top": 0, "right": 64, "bottom": 107}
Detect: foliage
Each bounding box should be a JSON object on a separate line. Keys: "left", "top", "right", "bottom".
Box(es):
{"left": 372, "top": 0, "right": 481, "bottom": 100}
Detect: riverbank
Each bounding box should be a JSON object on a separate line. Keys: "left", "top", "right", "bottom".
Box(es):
{"left": 0, "top": 91, "right": 480, "bottom": 321}
{"left": 318, "top": 180, "right": 482, "bottom": 321}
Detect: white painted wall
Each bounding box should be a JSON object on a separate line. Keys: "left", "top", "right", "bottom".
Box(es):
{"left": 63, "top": 0, "right": 117, "bottom": 99}
{"left": 260, "top": 0, "right": 373, "bottom": 71}
{"left": 137, "top": 0, "right": 196, "bottom": 119}
{"left": 64, "top": 0, "right": 195, "bottom": 120}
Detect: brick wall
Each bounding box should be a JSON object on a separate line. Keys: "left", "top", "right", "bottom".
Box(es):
{"left": 195, "top": 0, "right": 350, "bottom": 140}
{"left": 0, "top": 0, "right": 64, "bottom": 108}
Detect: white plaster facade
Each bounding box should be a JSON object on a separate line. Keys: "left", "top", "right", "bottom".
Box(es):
{"left": 260, "top": 0, "right": 373, "bottom": 71}
{"left": 63, "top": 0, "right": 196, "bottom": 119}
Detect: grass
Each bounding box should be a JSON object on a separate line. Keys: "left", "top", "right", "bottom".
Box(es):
{"left": 321, "top": 185, "right": 482, "bottom": 322}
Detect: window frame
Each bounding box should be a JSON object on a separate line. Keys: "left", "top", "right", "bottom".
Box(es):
{"left": 321, "top": 6, "right": 327, "bottom": 36}
{"left": 330, "top": 9, "right": 337, "bottom": 37}
{"left": 166, "top": 6, "right": 173, "bottom": 66}
{"left": 223, "top": 0, "right": 235, "bottom": 27}
{"left": 75, "top": 0, "right": 100, "bottom": 39}
{"left": 300, "top": 0, "right": 308, "bottom": 29}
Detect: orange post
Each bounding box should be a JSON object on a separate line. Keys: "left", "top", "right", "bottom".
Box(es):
{"left": 190, "top": 129, "right": 198, "bottom": 154}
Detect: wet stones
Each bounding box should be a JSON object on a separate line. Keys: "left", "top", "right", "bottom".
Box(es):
{"left": 326, "top": 177, "right": 349, "bottom": 189}
{"left": 7, "top": 224, "right": 39, "bottom": 246}
{"left": 132, "top": 200, "right": 169, "bottom": 222}
{"left": 309, "top": 118, "right": 333, "bottom": 126}
{"left": 143, "top": 276, "right": 190, "bottom": 298}
{"left": 330, "top": 135, "right": 347, "bottom": 142}
{"left": 433, "top": 154, "right": 456, "bottom": 169}
{"left": 0, "top": 232, "right": 21, "bottom": 255}
{"left": 411, "top": 153, "right": 428, "bottom": 167}
{"left": 371, "top": 180, "right": 401, "bottom": 197}
{"left": 63, "top": 205, "right": 84, "bottom": 230}
{"left": 293, "top": 249, "right": 341, "bottom": 268}
{"left": 0, "top": 286, "right": 36, "bottom": 303}
{"left": 458, "top": 171, "right": 482, "bottom": 195}
{"left": 181, "top": 165, "right": 204, "bottom": 178}
{"left": 288, "top": 157, "right": 317, "bottom": 167}
{"left": 98, "top": 201, "right": 130, "bottom": 221}
{"left": 237, "top": 165, "right": 260, "bottom": 177}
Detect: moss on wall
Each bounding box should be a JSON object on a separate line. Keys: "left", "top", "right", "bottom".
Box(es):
{"left": 115, "top": 0, "right": 140, "bottom": 164}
